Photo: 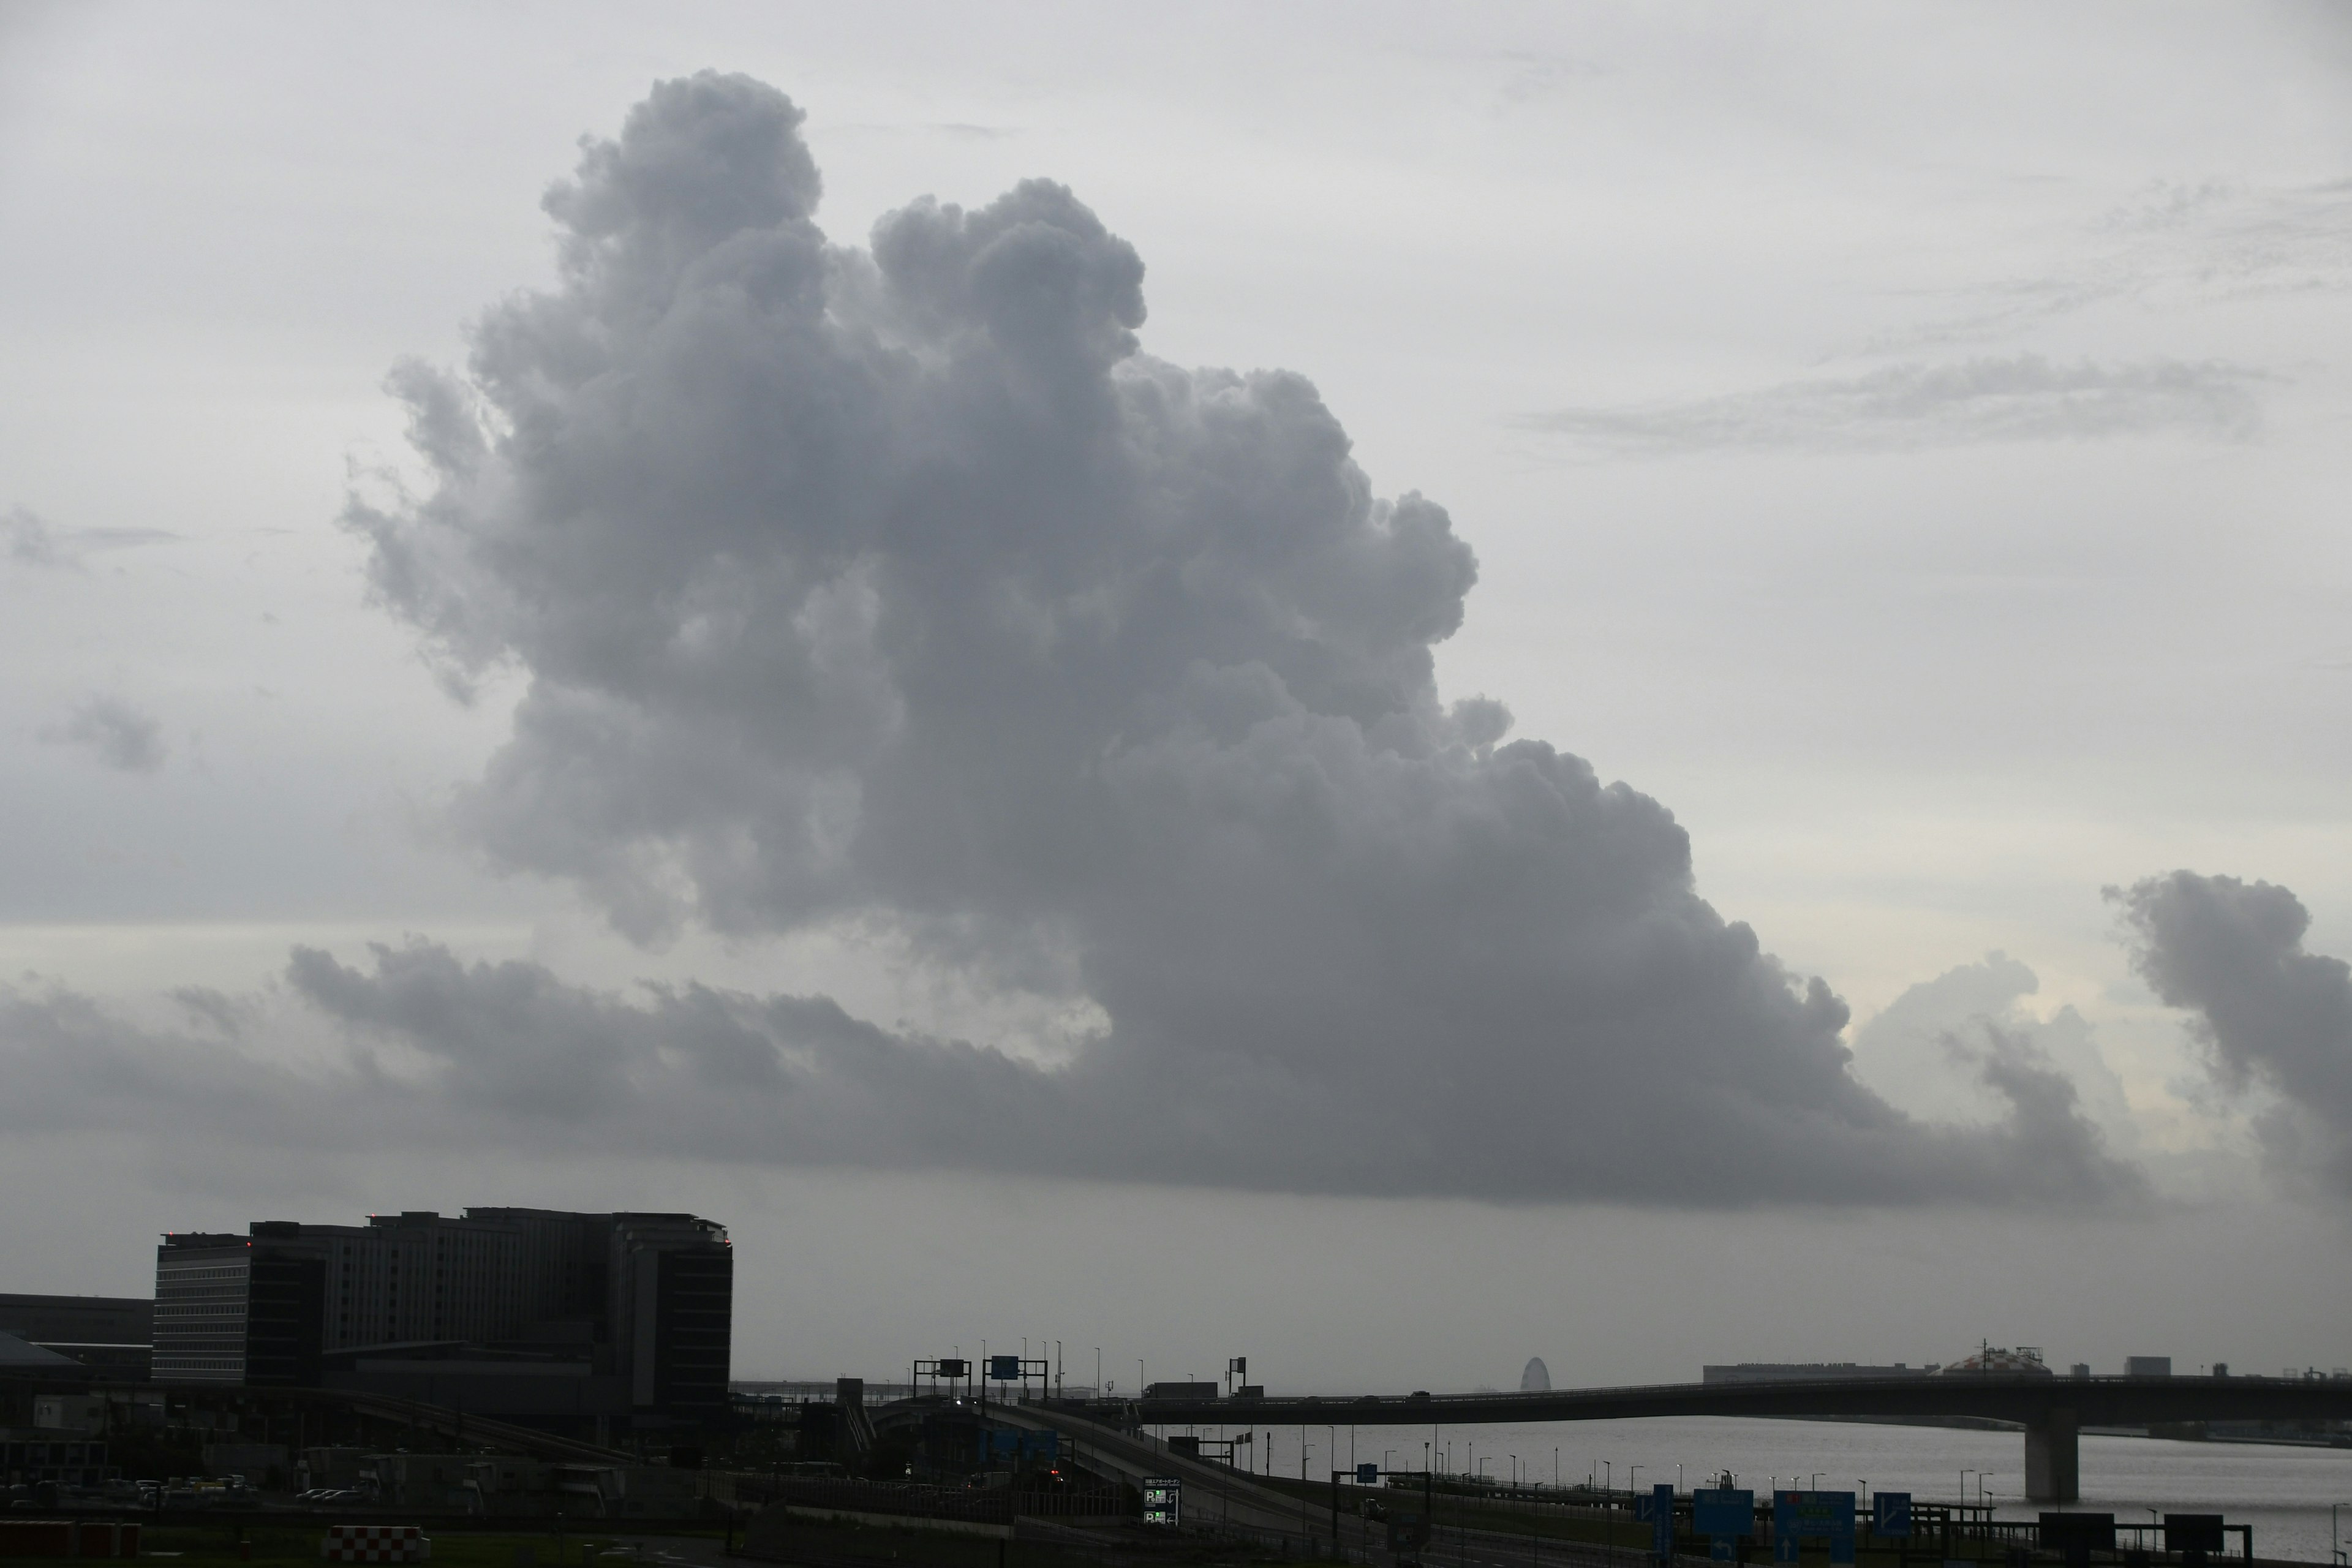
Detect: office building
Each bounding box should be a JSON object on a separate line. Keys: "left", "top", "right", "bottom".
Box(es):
{"left": 154, "top": 1209, "right": 731, "bottom": 1432}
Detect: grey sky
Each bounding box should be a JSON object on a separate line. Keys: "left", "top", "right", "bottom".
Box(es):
{"left": 2, "top": 1, "right": 2349, "bottom": 1382}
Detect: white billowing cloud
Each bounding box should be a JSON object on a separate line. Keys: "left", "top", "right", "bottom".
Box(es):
{"left": 2115, "top": 871, "right": 2352, "bottom": 1202}
{"left": 323, "top": 72, "right": 2146, "bottom": 1207}
{"left": 1523, "top": 355, "right": 2268, "bottom": 456}
{"left": 45, "top": 694, "right": 168, "bottom": 774}
{"left": 1850, "top": 952, "right": 2136, "bottom": 1150}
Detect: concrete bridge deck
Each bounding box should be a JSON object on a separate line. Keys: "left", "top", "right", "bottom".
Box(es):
{"left": 1117, "top": 1374, "right": 2352, "bottom": 1504}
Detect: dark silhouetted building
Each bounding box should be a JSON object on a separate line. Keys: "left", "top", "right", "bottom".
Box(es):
{"left": 154, "top": 1209, "right": 731, "bottom": 1435}
{"left": 0, "top": 1294, "right": 154, "bottom": 1378}
{"left": 1702, "top": 1362, "right": 1934, "bottom": 1383}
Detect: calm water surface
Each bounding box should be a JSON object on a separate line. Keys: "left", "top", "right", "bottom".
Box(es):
{"left": 1153, "top": 1417, "right": 2352, "bottom": 1564}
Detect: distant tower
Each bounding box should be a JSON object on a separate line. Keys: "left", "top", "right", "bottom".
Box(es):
{"left": 1520, "top": 1356, "right": 1551, "bottom": 1392}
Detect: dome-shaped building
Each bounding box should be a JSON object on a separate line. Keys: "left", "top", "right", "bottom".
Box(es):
{"left": 1520, "top": 1356, "right": 1552, "bottom": 1392}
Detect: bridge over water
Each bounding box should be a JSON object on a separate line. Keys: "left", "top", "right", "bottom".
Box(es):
{"left": 1123, "top": 1374, "right": 2352, "bottom": 1502}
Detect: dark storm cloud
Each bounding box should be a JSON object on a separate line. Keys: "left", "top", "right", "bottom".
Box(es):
{"left": 0, "top": 937, "right": 2144, "bottom": 1206}
{"left": 318, "top": 71, "right": 2143, "bottom": 1206}
{"left": 44, "top": 694, "right": 167, "bottom": 774}
{"left": 2114, "top": 871, "right": 2352, "bottom": 1200}
{"left": 1524, "top": 355, "right": 2267, "bottom": 455}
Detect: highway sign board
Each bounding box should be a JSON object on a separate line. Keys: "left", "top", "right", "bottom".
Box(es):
{"left": 1695, "top": 1490, "right": 1755, "bottom": 1539}
{"left": 989, "top": 1355, "right": 1022, "bottom": 1381}
{"left": 1358, "top": 1463, "right": 1379, "bottom": 1484}
{"left": 1142, "top": 1477, "right": 1180, "bottom": 1527}
{"left": 2040, "top": 1513, "right": 2116, "bottom": 1559}
{"left": 2166, "top": 1516, "right": 2225, "bottom": 1555}
{"left": 1389, "top": 1512, "right": 1431, "bottom": 1553}
{"left": 1774, "top": 1491, "right": 1856, "bottom": 1567}
{"left": 1874, "top": 1493, "right": 1912, "bottom": 1538}
{"left": 1653, "top": 1483, "right": 1676, "bottom": 1561}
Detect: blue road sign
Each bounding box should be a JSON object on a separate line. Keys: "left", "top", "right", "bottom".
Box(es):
{"left": 1653, "top": 1484, "right": 1676, "bottom": 1561}
{"left": 989, "top": 1355, "right": 1022, "bottom": 1380}
{"left": 1875, "top": 1493, "right": 1913, "bottom": 1539}
{"left": 1358, "top": 1463, "right": 1380, "bottom": 1484}
{"left": 1775, "top": 1491, "right": 1857, "bottom": 1567}
{"left": 1696, "top": 1490, "right": 1755, "bottom": 1540}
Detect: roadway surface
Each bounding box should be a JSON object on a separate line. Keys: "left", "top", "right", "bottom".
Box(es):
{"left": 982, "top": 1399, "right": 1386, "bottom": 1551}
{"left": 971, "top": 1401, "right": 1711, "bottom": 1568}
{"left": 887, "top": 1398, "right": 1733, "bottom": 1568}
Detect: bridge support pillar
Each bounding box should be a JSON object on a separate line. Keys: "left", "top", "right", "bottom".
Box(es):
{"left": 2025, "top": 1408, "right": 2078, "bottom": 1502}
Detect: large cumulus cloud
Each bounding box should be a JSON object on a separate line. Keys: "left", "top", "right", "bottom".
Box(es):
{"left": 331, "top": 71, "right": 2140, "bottom": 1206}
{"left": 2115, "top": 871, "right": 2352, "bottom": 1200}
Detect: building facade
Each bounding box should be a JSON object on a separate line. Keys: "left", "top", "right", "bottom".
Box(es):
{"left": 0, "top": 1294, "right": 154, "bottom": 1378}
{"left": 153, "top": 1210, "right": 731, "bottom": 1432}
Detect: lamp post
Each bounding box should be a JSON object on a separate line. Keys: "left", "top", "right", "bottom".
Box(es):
{"left": 1302, "top": 1434, "right": 1314, "bottom": 1550}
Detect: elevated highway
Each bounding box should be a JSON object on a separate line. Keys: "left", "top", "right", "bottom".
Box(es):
{"left": 881, "top": 1398, "right": 1672, "bottom": 1568}
{"left": 1126, "top": 1374, "right": 2352, "bottom": 1504}
{"left": 971, "top": 1400, "right": 1382, "bottom": 1556}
